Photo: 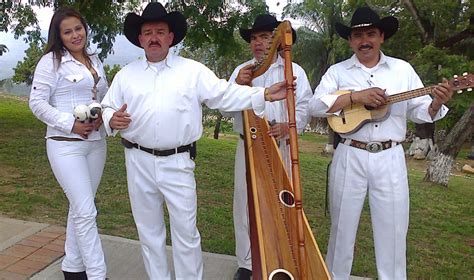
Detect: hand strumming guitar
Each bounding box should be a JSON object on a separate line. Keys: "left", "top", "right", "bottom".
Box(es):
{"left": 351, "top": 87, "right": 388, "bottom": 108}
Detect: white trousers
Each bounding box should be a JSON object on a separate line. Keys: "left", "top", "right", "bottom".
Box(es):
{"left": 124, "top": 148, "right": 203, "bottom": 280}
{"left": 46, "top": 139, "right": 107, "bottom": 280}
{"left": 326, "top": 144, "right": 409, "bottom": 280}
{"left": 233, "top": 139, "right": 252, "bottom": 270}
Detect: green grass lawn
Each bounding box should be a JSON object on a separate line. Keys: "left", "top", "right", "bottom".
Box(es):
{"left": 0, "top": 96, "right": 472, "bottom": 278}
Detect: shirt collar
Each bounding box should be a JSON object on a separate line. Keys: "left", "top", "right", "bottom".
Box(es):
{"left": 141, "top": 51, "right": 173, "bottom": 71}
{"left": 345, "top": 51, "right": 389, "bottom": 70}
{"left": 60, "top": 50, "right": 77, "bottom": 64}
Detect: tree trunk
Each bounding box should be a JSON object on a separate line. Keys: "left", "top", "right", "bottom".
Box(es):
{"left": 401, "top": 0, "right": 434, "bottom": 44}
{"left": 213, "top": 114, "right": 222, "bottom": 139}
{"left": 424, "top": 102, "right": 474, "bottom": 186}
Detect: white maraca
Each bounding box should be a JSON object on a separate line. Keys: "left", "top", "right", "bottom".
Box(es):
{"left": 88, "top": 102, "right": 102, "bottom": 120}
{"left": 73, "top": 104, "right": 90, "bottom": 122}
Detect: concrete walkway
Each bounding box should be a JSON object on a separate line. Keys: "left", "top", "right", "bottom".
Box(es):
{"left": 0, "top": 215, "right": 371, "bottom": 280}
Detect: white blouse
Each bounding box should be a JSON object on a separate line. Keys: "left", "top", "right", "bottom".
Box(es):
{"left": 29, "top": 51, "right": 108, "bottom": 140}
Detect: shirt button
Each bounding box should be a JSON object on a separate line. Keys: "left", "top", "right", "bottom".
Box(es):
{"left": 375, "top": 124, "right": 378, "bottom": 127}
{"left": 370, "top": 75, "right": 373, "bottom": 77}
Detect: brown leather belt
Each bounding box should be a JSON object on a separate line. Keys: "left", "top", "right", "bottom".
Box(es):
{"left": 121, "top": 138, "right": 191, "bottom": 157}
{"left": 49, "top": 136, "right": 83, "bottom": 141}
{"left": 341, "top": 138, "right": 399, "bottom": 153}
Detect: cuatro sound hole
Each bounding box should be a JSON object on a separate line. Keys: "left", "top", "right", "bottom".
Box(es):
{"left": 268, "top": 269, "right": 294, "bottom": 280}
{"left": 279, "top": 190, "right": 295, "bottom": 208}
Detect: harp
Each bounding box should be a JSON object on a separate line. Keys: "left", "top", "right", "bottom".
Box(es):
{"left": 242, "top": 21, "right": 331, "bottom": 280}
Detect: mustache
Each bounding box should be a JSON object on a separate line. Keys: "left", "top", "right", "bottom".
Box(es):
{"left": 359, "top": 44, "right": 373, "bottom": 50}
{"left": 149, "top": 41, "right": 161, "bottom": 47}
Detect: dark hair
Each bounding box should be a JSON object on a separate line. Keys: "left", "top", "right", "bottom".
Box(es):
{"left": 44, "top": 7, "right": 92, "bottom": 67}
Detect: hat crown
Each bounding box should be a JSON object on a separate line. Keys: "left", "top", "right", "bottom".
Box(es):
{"left": 142, "top": 2, "right": 168, "bottom": 20}
{"left": 350, "top": 6, "right": 381, "bottom": 27}
{"left": 251, "top": 14, "right": 278, "bottom": 29}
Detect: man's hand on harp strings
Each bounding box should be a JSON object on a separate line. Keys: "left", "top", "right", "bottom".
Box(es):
{"left": 268, "top": 122, "right": 289, "bottom": 140}
{"left": 265, "top": 76, "right": 297, "bottom": 102}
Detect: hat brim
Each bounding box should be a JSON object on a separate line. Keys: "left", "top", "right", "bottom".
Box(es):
{"left": 124, "top": 11, "right": 187, "bottom": 48}
{"left": 239, "top": 22, "right": 297, "bottom": 44}
{"left": 335, "top": 16, "right": 398, "bottom": 40}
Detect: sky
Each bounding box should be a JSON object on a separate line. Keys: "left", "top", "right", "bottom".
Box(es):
{"left": 0, "top": 1, "right": 300, "bottom": 82}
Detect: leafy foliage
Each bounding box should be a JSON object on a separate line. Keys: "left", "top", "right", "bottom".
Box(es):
{"left": 286, "top": 0, "right": 473, "bottom": 130}
{"left": 103, "top": 64, "right": 122, "bottom": 86}
{"left": 11, "top": 42, "right": 43, "bottom": 85}
{"left": 0, "top": 2, "right": 43, "bottom": 45}
{"left": 168, "top": 0, "right": 267, "bottom": 57}
{"left": 410, "top": 45, "right": 474, "bottom": 130}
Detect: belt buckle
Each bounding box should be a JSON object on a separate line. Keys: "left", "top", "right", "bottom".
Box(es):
{"left": 366, "top": 141, "right": 383, "bottom": 153}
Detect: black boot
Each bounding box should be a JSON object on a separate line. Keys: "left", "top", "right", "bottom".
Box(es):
{"left": 63, "top": 271, "right": 88, "bottom": 280}
{"left": 233, "top": 267, "right": 252, "bottom": 280}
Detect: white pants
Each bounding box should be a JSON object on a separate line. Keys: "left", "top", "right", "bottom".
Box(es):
{"left": 233, "top": 139, "right": 252, "bottom": 270}
{"left": 124, "top": 148, "right": 203, "bottom": 280}
{"left": 326, "top": 144, "right": 409, "bottom": 280}
{"left": 46, "top": 139, "right": 107, "bottom": 280}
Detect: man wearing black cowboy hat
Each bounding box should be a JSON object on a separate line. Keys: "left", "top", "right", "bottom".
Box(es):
{"left": 101, "top": 3, "right": 291, "bottom": 279}
{"left": 307, "top": 6, "right": 453, "bottom": 280}
{"left": 221, "top": 14, "right": 312, "bottom": 280}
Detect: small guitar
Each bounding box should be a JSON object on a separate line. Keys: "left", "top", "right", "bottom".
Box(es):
{"left": 327, "top": 73, "right": 473, "bottom": 134}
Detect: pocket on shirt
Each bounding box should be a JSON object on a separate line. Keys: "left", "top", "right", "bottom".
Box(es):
{"left": 64, "top": 74, "right": 84, "bottom": 83}
{"left": 175, "top": 88, "right": 194, "bottom": 112}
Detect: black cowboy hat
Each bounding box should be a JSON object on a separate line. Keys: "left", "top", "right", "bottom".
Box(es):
{"left": 124, "top": 2, "right": 187, "bottom": 48}
{"left": 335, "top": 6, "right": 399, "bottom": 40}
{"left": 239, "top": 14, "right": 297, "bottom": 44}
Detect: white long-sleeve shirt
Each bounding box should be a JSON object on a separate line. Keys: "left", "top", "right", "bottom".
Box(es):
{"left": 101, "top": 52, "right": 267, "bottom": 149}
{"left": 224, "top": 55, "right": 312, "bottom": 134}
{"left": 29, "top": 51, "right": 108, "bottom": 140}
{"left": 308, "top": 52, "right": 448, "bottom": 143}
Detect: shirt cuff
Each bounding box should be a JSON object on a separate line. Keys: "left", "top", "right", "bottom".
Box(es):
{"left": 431, "top": 104, "right": 449, "bottom": 122}
{"left": 321, "top": 94, "right": 342, "bottom": 115}
{"left": 250, "top": 88, "right": 265, "bottom": 118}
{"left": 102, "top": 108, "right": 119, "bottom": 136}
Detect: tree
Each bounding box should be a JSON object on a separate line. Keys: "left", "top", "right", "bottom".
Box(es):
{"left": 165, "top": 0, "right": 267, "bottom": 58}
{"left": 284, "top": 0, "right": 348, "bottom": 88}
{"left": 424, "top": 102, "right": 473, "bottom": 186}
{"left": 8, "top": 1, "right": 265, "bottom": 84}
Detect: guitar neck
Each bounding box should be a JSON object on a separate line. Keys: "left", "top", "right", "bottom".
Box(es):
{"left": 387, "top": 86, "right": 435, "bottom": 104}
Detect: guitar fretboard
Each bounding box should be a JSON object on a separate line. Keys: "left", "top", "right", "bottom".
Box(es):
{"left": 387, "top": 86, "right": 435, "bottom": 104}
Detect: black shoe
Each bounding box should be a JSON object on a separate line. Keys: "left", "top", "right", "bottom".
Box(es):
{"left": 63, "top": 271, "right": 88, "bottom": 280}
{"left": 233, "top": 267, "right": 252, "bottom": 280}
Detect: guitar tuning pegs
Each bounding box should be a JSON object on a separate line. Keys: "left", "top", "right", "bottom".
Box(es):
{"left": 453, "top": 75, "right": 458, "bottom": 78}
{"left": 457, "top": 90, "right": 463, "bottom": 93}
{"left": 467, "top": 88, "right": 472, "bottom": 92}
{"left": 463, "top": 72, "right": 468, "bottom": 76}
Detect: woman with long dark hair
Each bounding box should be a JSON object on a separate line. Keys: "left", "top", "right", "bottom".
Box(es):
{"left": 29, "top": 7, "right": 107, "bottom": 280}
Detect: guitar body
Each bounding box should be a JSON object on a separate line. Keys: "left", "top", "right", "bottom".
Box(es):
{"left": 327, "top": 91, "right": 390, "bottom": 134}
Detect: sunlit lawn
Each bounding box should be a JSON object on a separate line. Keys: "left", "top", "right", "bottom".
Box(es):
{"left": 0, "top": 96, "right": 472, "bottom": 278}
